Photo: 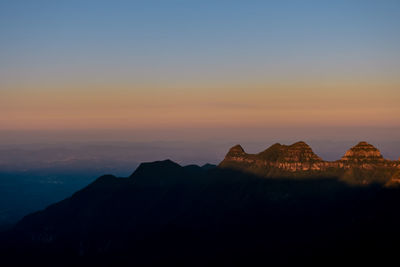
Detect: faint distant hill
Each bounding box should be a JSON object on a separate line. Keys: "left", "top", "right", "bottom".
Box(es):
{"left": 0, "top": 142, "right": 223, "bottom": 173}
{"left": 0, "top": 141, "right": 227, "bottom": 228}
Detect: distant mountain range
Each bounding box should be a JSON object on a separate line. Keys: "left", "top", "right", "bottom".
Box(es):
{"left": 1, "top": 141, "right": 400, "bottom": 266}
{"left": 220, "top": 141, "right": 400, "bottom": 186}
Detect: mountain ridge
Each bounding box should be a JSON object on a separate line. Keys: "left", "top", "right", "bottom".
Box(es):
{"left": 2, "top": 142, "right": 400, "bottom": 265}
{"left": 219, "top": 141, "right": 400, "bottom": 185}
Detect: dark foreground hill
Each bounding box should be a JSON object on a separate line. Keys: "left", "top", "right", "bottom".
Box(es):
{"left": 1, "top": 142, "right": 400, "bottom": 266}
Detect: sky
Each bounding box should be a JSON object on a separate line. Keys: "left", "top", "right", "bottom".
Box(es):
{"left": 1, "top": 0, "right": 400, "bottom": 145}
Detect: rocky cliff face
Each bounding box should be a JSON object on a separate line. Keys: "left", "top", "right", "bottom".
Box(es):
{"left": 339, "top": 141, "right": 385, "bottom": 168}
{"left": 219, "top": 141, "right": 400, "bottom": 185}
{"left": 386, "top": 170, "right": 400, "bottom": 187}
{"left": 341, "top": 142, "right": 383, "bottom": 161}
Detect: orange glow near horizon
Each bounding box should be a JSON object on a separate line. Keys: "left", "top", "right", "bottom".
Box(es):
{"left": 2, "top": 0, "right": 400, "bottom": 141}
{"left": 1, "top": 80, "right": 399, "bottom": 131}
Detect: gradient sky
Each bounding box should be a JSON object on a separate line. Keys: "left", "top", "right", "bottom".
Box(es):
{"left": 1, "top": 0, "right": 400, "bottom": 143}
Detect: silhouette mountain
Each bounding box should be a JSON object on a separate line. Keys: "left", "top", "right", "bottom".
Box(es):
{"left": 1, "top": 142, "right": 400, "bottom": 266}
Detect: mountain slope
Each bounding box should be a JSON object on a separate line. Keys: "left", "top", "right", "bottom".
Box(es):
{"left": 1, "top": 143, "right": 400, "bottom": 265}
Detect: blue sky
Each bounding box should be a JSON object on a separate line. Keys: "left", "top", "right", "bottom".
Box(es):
{"left": 1, "top": 0, "right": 399, "bottom": 85}
{"left": 0, "top": 0, "right": 399, "bottom": 144}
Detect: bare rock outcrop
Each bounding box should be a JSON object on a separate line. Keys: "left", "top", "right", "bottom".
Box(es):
{"left": 219, "top": 141, "right": 400, "bottom": 185}
{"left": 340, "top": 141, "right": 384, "bottom": 167}
{"left": 385, "top": 170, "right": 400, "bottom": 187}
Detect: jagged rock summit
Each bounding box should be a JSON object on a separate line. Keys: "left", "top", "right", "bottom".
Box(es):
{"left": 220, "top": 141, "right": 326, "bottom": 176}
{"left": 272, "top": 141, "right": 323, "bottom": 163}
{"left": 341, "top": 141, "right": 384, "bottom": 162}
{"left": 225, "top": 144, "right": 246, "bottom": 157}
{"left": 219, "top": 141, "right": 400, "bottom": 185}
